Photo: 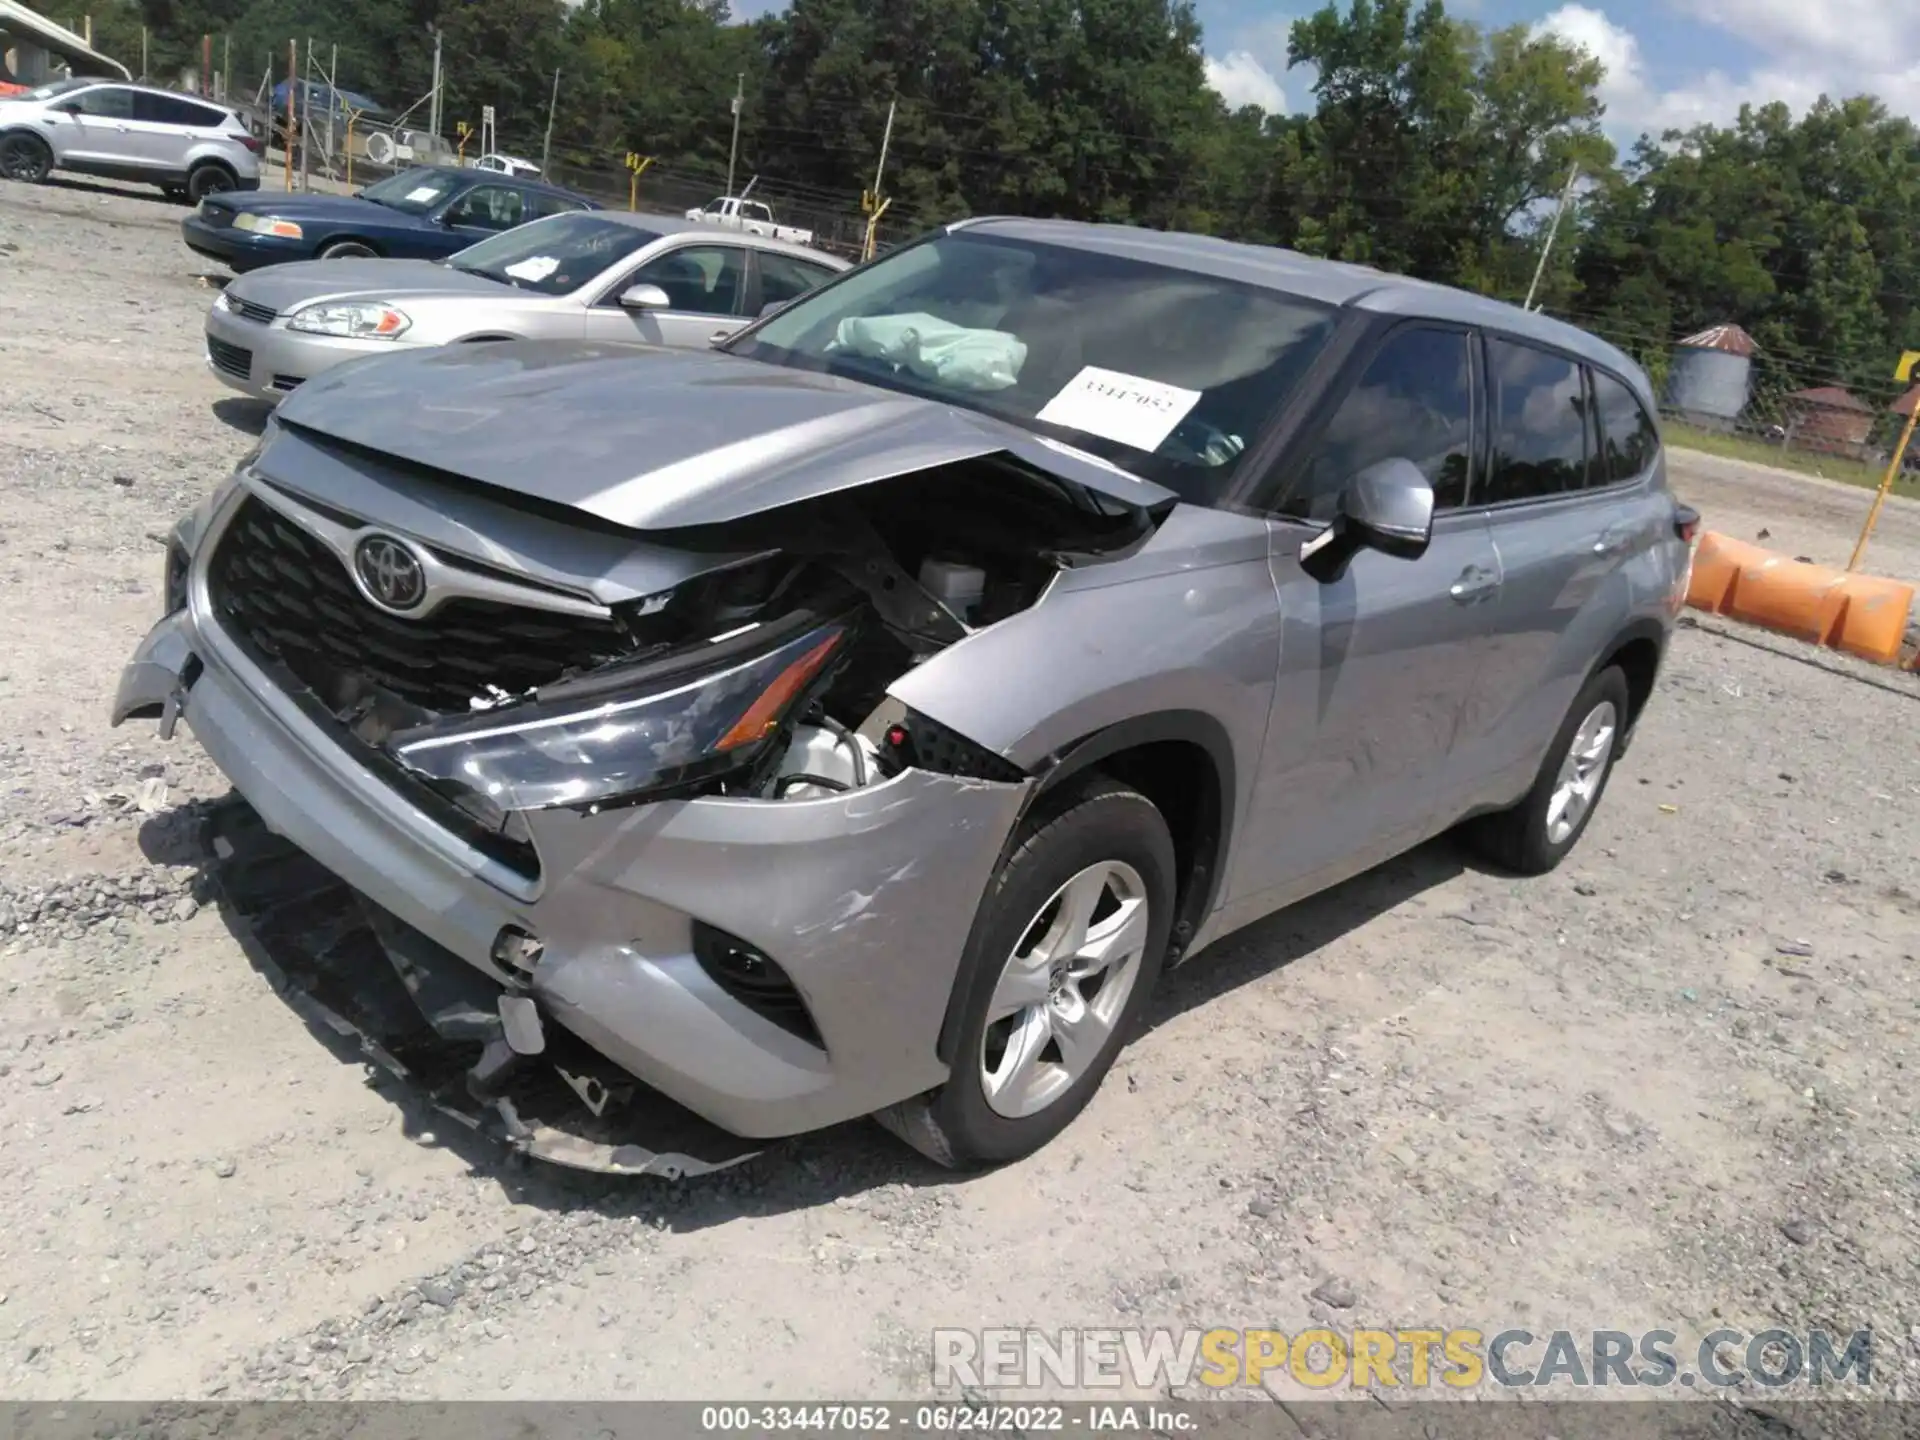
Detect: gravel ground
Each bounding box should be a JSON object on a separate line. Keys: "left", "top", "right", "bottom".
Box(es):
{"left": 1, "top": 175, "right": 1918, "bottom": 1409}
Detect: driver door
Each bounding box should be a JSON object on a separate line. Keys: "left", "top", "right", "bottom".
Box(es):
{"left": 1229, "top": 323, "right": 1504, "bottom": 906}
{"left": 581, "top": 242, "right": 751, "bottom": 348}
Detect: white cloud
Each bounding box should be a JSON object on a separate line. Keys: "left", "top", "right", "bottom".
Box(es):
{"left": 1534, "top": 2, "right": 1918, "bottom": 137}
{"left": 1205, "top": 51, "right": 1288, "bottom": 113}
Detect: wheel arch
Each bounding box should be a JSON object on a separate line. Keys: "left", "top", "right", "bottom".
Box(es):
{"left": 317, "top": 235, "right": 381, "bottom": 256}
{"left": 1593, "top": 617, "right": 1667, "bottom": 745}
{"left": 932, "top": 708, "right": 1234, "bottom": 1069}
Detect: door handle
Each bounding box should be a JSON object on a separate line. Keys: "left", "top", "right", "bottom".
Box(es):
{"left": 1449, "top": 567, "right": 1499, "bottom": 603}
{"left": 1591, "top": 532, "right": 1630, "bottom": 557}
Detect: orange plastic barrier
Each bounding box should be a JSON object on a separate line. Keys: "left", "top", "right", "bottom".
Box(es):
{"left": 1685, "top": 531, "right": 1916, "bottom": 666}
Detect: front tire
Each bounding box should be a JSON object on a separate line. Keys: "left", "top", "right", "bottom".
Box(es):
{"left": 0, "top": 133, "right": 53, "bottom": 184}
{"left": 318, "top": 239, "right": 377, "bottom": 260}
{"left": 874, "top": 776, "right": 1175, "bottom": 1169}
{"left": 1464, "top": 665, "right": 1630, "bottom": 875}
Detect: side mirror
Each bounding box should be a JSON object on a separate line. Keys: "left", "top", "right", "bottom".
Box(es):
{"left": 54, "top": 100, "right": 83, "bottom": 114}
{"left": 617, "top": 283, "right": 671, "bottom": 311}
{"left": 1299, "top": 457, "right": 1435, "bottom": 581}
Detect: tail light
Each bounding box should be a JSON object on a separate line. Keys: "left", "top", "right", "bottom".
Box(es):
{"left": 239, "top": 135, "right": 264, "bottom": 154}
{"left": 1674, "top": 504, "right": 1701, "bottom": 544}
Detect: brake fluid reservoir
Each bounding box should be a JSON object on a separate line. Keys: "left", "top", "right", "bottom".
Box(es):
{"left": 919, "top": 558, "right": 987, "bottom": 622}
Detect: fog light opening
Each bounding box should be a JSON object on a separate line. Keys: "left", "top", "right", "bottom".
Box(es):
{"left": 691, "top": 921, "right": 824, "bottom": 1050}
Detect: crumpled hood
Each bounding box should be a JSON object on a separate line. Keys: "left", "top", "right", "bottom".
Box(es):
{"left": 271, "top": 338, "right": 1179, "bottom": 530}
{"left": 227, "top": 258, "right": 508, "bottom": 312}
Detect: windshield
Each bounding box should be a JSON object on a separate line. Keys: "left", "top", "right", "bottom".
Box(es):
{"left": 729, "top": 230, "right": 1338, "bottom": 503}
{"left": 357, "top": 168, "right": 461, "bottom": 215}
{"left": 23, "top": 77, "right": 89, "bottom": 101}
{"left": 446, "top": 214, "right": 661, "bottom": 295}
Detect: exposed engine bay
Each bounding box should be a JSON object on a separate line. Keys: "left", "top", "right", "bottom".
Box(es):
{"left": 206, "top": 449, "right": 1163, "bottom": 859}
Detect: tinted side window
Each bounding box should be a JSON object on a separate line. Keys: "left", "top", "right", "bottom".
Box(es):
{"left": 1590, "top": 368, "right": 1660, "bottom": 484}
{"left": 758, "top": 252, "right": 837, "bottom": 307}
{"left": 71, "top": 87, "right": 134, "bottom": 119}
{"left": 1282, "top": 326, "right": 1474, "bottom": 521}
{"left": 134, "top": 93, "right": 218, "bottom": 126}
{"left": 1483, "top": 338, "right": 1589, "bottom": 503}
{"left": 532, "top": 192, "right": 588, "bottom": 219}
{"left": 629, "top": 244, "right": 747, "bottom": 315}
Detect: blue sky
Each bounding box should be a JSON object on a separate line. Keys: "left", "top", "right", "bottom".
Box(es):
{"left": 728, "top": 0, "right": 1917, "bottom": 137}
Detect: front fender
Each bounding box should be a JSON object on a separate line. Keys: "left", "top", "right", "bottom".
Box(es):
{"left": 885, "top": 535, "right": 1278, "bottom": 866}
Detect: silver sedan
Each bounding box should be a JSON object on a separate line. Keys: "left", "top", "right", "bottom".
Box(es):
{"left": 201, "top": 211, "right": 850, "bottom": 402}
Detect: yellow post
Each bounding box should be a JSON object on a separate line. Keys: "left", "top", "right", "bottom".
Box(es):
{"left": 862, "top": 196, "right": 890, "bottom": 262}
{"left": 456, "top": 121, "right": 471, "bottom": 165}
{"left": 344, "top": 110, "right": 355, "bottom": 188}
{"left": 625, "top": 152, "right": 652, "bottom": 210}
{"left": 1849, "top": 350, "right": 1920, "bottom": 572}
{"left": 1849, "top": 406, "right": 1917, "bottom": 571}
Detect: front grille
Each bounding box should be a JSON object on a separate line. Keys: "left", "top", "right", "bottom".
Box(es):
{"left": 207, "top": 335, "right": 252, "bottom": 381}
{"left": 207, "top": 494, "right": 637, "bottom": 714}
{"left": 229, "top": 296, "right": 277, "bottom": 324}
{"left": 270, "top": 374, "right": 303, "bottom": 392}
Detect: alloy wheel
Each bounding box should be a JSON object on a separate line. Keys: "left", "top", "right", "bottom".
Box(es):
{"left": 0, "top": 136, "right": 50, "bottom": 183}
{"left": 1546, "top": 699, "right": 1617, "bottom": 845}
{"left": 979, "top": 859, "right": 1150, "bottom": 1120}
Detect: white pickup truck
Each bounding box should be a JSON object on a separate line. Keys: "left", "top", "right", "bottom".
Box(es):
{"left": 684, "top": 195, "right": 814, "bottom": 246}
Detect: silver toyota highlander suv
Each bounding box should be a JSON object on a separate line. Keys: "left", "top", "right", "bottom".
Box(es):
{"left": 114, "top": 218, "right": 1697, "bottom": 1176}
{"left": 0, "top": 76, "right": 261, "bottom": 201}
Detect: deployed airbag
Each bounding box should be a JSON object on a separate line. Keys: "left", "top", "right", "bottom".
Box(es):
{"left": 833, "top": 313, "right": 1028, "bottom": 392}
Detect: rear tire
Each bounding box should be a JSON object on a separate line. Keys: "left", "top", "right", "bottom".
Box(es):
{"left": 873, "top": 775, "right": 1175, "bottom": 1170}
{"left": 1463, "top": 665, "right": 1630, "bottom": 875}
{"left": 186, "top": 162, "right": 235, "bottom": 202}
{"left": 0, "top": 133, "right": 53, "bottom": 184}
{"left": 318, "top": 239, "right": 377, "bottom": 260}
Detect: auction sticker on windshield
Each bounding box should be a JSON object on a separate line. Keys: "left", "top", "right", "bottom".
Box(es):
{"left": 1036, "top": 366, "right": 1201, "bottom": 453}
{"left": 406, "top": 185, "right": 443, "bottom": 203}
{"left": 504, "top": 256, "right": 559, "bottom": 282}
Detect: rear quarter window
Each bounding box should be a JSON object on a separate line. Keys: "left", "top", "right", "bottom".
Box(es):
{"left": 1590, "top": 368, "right": 1661, "bottom": 484}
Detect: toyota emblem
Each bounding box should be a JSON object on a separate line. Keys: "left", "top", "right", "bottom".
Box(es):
{"left": 353, "top": 534, "right": 427, "bottom": 612}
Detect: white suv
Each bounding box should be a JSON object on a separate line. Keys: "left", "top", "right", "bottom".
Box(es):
{"left": 0, "top": 77, "right": 262, "bottom": 202}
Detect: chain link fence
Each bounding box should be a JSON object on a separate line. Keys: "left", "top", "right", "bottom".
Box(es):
{"left": 1549, "top": 310, "right": 1920, "bottom": 493}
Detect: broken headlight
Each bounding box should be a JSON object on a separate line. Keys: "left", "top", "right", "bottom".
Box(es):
{"left": 384, "top": 617, "right": 850, "bottom": 812}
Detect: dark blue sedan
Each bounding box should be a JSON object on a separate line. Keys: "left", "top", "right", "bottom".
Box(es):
{"left": 180, "top": 165, "right": 602, "bottom": 272}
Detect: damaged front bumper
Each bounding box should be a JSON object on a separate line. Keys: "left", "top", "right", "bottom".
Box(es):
{"left": 114, "top": 525, "right": 1031, "bottom": 1166}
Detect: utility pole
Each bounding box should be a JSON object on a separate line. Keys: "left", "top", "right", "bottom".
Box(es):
{"left": 540, "top": 67, "right": 560, "bottom": 175}
{"left": 139, "top": 26, "right": 146, "bottom": 79}
{"left": 1523, "top": 161, "right": 1580, "bottom": 312}
{"left": 284, "top": 39, "right": 296, "bottom": 191}
{"left": 325, "top": 43, "right": 339, "bottom": 176}
{"left": 427, "top": 27, "right": 443, "bottom": 141}
{"left": 871, "top": 97, "right": 896, "bottom": 202}
{"left": 725, "top": 71, "right": 743, "bottom": 197}
{"left": 223, "top": 34, "right": 231, "bottom": 101}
